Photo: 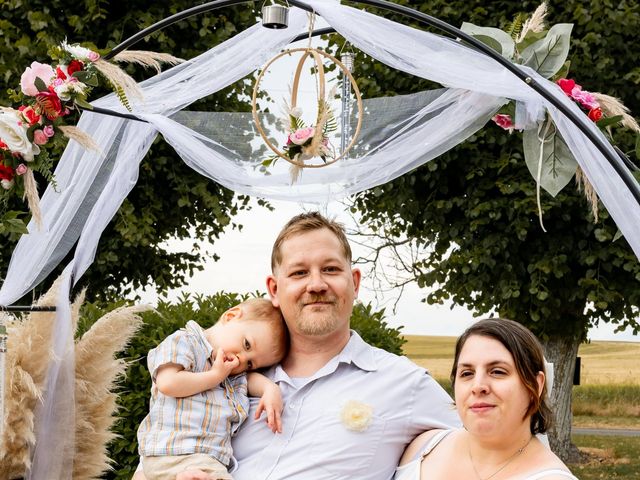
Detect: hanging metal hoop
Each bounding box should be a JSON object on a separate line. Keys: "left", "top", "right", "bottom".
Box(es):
{"left": 252, "top": 47, "right": 363, "bottom": 168}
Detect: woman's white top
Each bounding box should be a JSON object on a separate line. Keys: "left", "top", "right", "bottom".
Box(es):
{"left": 393, "top": 429, "right": 579, "bottom": 480}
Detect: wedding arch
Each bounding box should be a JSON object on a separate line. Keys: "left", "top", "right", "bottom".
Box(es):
{"left": 1, "top": 1, "right": 639, "bottom": 478}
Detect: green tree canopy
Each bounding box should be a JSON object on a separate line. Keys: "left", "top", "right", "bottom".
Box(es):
{"left": 0, "top": 0, "right": 264, "bottom": 302}
{"left": 333, "top": 0, "right": 640, "bottom": 461}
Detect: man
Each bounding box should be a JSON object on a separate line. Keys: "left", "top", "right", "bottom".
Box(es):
{"left": 135, "top": 212, "right": 460, "bottom": 480}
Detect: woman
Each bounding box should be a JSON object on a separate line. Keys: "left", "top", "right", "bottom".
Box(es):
{"left": 395, "top": 318, "right": 578, "bottom": 480}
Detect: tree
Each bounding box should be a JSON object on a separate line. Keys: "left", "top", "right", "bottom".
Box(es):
{"left": 333, "top": 0, "right": 640, "bottom": 461}
{"left": 0, "top": 0, "right": 264, "bottom": 301}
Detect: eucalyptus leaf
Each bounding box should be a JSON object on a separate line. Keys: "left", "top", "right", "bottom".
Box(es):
{"left": 521, "top": 24, "right": 573, "bottom": 78}
{"left": 516, "top": 30, "right": 547, "bottom": 52}
{"left": 596, "top": 115, "right": 623, "bottom": 129}
{"left": 34, "top": 76, "right": 48, "bottom": 92}
{"left": 612, "top": 230, "right": 623, "bottom": 242}
{"left": 74, "top": 98, "right": 94, "bottom": 110}
{"left": 73, "top": 70, "right": 99, "bottom": 87}
{"left": 523, "top": 122, "right": 578, "bottom": 197}
{"left": 461, "top": 22, "right": 515, "bottom": 59}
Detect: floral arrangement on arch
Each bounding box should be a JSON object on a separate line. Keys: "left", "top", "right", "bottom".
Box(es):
{"left": 264, "top": 86, "right": 339, "bottom": 171}
{"left": 0, "top": 41, "right": 181, "bottom": 231}
{"left": 463, "top": 2, "right": 640, "bottom": 227}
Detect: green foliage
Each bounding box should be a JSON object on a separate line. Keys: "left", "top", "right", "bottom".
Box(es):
{"left": 332, "top": 0, "right": 640, "bottom": 339}
{"left": 80, "top": 293, "right": 403, "bottom": 478}
{"left": 0, "top": 0, "right": 263, "bottom": 302}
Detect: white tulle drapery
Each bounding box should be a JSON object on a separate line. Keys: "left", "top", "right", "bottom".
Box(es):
{"left": 1, "top": 1, "right": 639, "bottom": 478}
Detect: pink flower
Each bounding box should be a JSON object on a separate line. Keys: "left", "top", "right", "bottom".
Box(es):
{"left": 492, "top": 114, "right": 514, "bottom": 132}
{"left": 87, "top": 51, "right": 100, "bottom": 62}
{"left": 289, "top": 127, "right": 315, "bottom": 146}
{"left": 571, "top": 87, "right": 599, "bottom": 110}
{"left": 15, "top": 163, "right": 28, "bottom": 175}
{"left": 33, "top": 129, "right": 49, "bottom": 145}
{"left": 43, "top": 125, "right": 55, "bottom": 137}
{"left": 556, "top": 78, "right": 576, "bottom": 96}
{"left": 20, "top": 61, "right": 55, "bottom": 96}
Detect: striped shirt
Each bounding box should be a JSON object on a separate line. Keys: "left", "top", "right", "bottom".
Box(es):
{"left": 137, "top": 320, "right": 249, "bottom": 466}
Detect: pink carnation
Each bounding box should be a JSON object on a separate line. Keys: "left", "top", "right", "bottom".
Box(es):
{"left": 20, "top": 61, "right": 55, "bottom": 96}
{"left": 492, "top": 114, "right": 514, "bottom": 132}
{"left": 289, "top": 127, "right": 315, "bottom": 146}
{"left": 570, "top": 87, "right": 600, "bottom": 110}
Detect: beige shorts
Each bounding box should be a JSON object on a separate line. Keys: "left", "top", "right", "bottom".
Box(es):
{"left": 142, "top": 453, "right": 232, "bottom": 480}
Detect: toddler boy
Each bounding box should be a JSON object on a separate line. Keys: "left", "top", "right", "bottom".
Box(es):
{"left": 137, "top": 298, "right": 287, "bottom": 480}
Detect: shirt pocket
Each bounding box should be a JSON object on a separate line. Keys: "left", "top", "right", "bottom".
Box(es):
{"left": 310, "top": 407, "right": 387, "bottom": 477}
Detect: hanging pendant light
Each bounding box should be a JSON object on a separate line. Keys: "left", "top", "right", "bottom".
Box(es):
{"left": 262, "top": 1, "right": 289, "bottom": 29}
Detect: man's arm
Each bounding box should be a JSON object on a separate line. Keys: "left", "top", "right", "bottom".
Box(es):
{"left": 247, "top": 372, "right": 283, "bottom": 433}
{"left": 155, "top": 347, "right": 239, "bottom": 398}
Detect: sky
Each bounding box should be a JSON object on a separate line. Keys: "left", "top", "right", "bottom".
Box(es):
{"left": 142, "top": 27, "right": 639, "bottom": 343}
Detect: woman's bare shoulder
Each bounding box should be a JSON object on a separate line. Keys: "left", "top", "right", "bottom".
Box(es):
{"left": 399, "top": 429, "right": 447, "bottom": 466}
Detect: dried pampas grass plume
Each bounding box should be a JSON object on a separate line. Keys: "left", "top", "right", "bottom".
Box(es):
{"left": 93, "top": 58, "right": 144, "bottom": 101}
{"left": 517, "top": 2, "right": 548, "bottom": 43}
{"left": 575, "top": 167, "right": 599, "bottom": 222}
{"left": 23, "top": 168, "right": 42, "bottom": 229}
{"left": 73, "top": 304, "right": 150, "bottom": 479}
{"left": 592, "top": 92, "right": 640, "bottom": 133}
{"left": 59, "top": 125, "right": 103, "bottom": 155}
{"left": 0, "top": 281, "right": 62, "bottom": 476}
{"left": 0, "top": 279, "right": 150, "bottom": 480}
{"left": 112, "top": 50, "right": 184, "bottom": 74}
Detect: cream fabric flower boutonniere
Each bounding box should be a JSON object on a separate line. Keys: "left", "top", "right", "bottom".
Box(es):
{"left": 340, "top": 400, "right": 373, "bottom": 432}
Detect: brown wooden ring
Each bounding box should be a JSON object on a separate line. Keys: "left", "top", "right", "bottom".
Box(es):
{"left": 252, "top": 47, "right": 362, "bottom": 168}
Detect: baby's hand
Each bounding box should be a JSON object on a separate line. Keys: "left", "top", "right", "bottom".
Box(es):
{"left": 210, "top": 347, "right": 240, "bottom": 377}
{"left": 254, "top": 382, "right": 283, "bottom": 433}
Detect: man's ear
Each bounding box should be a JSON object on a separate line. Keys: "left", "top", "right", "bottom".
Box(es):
{"left": 266, "top": 275, "right": 280, "bottom": 308}
{"left": 352, "top": 268, "right": 362, "bottom": 297}
{"left": 221, "top": 305, "right": 243, "bottom": 323}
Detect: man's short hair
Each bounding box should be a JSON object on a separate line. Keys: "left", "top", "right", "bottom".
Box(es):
{"left": 240, "top": 298, "right": 288, "bottom": 363}
{"left": 270, "top": 211, "right": 352, "bottom": 272}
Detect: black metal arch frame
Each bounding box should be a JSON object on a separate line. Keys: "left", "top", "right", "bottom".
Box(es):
{"left": 7, "top": 0, "right": 640, "bottom": 311}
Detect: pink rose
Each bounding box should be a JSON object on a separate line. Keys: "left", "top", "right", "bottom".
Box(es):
{"left": 15, "top": 163, "right": 28, "bottom": 175}
{"left": 33, "top": 129, "right": 48, "bottom": 145}
{"left": 43, "top": 125, "right": 55, "bottom": 137}
{"left": 20, "top": 61, "right": 55, "bottom": 96}
{"left": 289, "top": 127, "right": 315, "bottom": 146}
{"left": 492, "top": 114, "right": 514, "bottom": 132}
{"left": 87, "top": 51, "right": 100, "bottom": 62}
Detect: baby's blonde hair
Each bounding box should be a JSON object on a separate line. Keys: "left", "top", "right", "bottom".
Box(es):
{"left": 237, "top": 298, "right": 288, "bottom": 363}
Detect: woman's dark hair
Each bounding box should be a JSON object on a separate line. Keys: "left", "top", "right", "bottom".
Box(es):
{"left": 450, "top": 318, "right": 553, "bottom": 434}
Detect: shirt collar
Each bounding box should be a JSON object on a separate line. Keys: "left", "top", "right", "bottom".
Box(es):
{"left": 185, "top": 320, "right": 214, "bottom": 358}
{"left": 272, "top": 329, "right": 378, "bottom": 385}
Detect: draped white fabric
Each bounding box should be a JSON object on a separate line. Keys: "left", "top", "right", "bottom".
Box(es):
{"left": 1, "top": 1, "right": 639, "bottom": 478}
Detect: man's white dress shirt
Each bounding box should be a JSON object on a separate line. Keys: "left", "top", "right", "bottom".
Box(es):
{"left": 231, "top": 331, "right": 461, "bottom": 480}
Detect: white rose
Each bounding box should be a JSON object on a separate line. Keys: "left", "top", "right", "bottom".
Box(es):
{"left": 1, "top": 179, "right": 14, "bottom": 190}
{"left": 340, "top": 400, "right": 373, "bottom": 432}
{"left": 61, "top": 41, "right": 99, "bottom": 62}
{"left": 0, "top": 108, "right": 41, "bottom": 162}
{"left": 290, "top": 107, "right": 303, "bottom": 118}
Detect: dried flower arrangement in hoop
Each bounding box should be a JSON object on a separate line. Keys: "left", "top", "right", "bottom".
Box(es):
{"left": 252, "top": 47, "right": 363, "bottom": 180}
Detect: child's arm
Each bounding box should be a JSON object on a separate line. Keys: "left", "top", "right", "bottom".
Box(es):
{"left": 248, "top": 372, "right": 283, "bottom": 433}
{"left": 155, "top": 347, "right": 239, "bottom": 398}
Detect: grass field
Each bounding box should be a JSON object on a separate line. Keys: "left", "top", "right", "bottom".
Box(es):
{"left": 403, "top": 335, "right": 640, "bottom": 385}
